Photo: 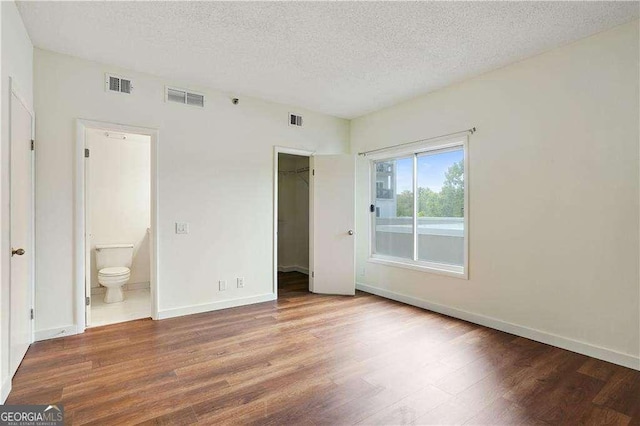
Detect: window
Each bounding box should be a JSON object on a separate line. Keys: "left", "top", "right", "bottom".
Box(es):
{"left": 370, "top": 137, "right": 468, "bottom": 277}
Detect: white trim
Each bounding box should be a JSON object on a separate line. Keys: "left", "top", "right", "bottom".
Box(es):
{"left": 367, "top": 256, "right": 465, "bottom": 279}
{"left": 463, "top": 136, "right": 470, "bottom": 278}
{"left": 368, "top": 135, "right": 469, "bottom": 279}
{"left": 277, "top": 265, "right": 310, "bottom": 275}
{"left": 274, "top": 146, "right": 315, "bottom": 157}
{"left": 122, "top": 281, "right": 150, "bottom": 291}
{"left": 356, "top": 282, "right": 640, "bottom": 371}
{"left": 34, "top": 325, "right": 79, "bottom": 342}
{"left": 157, "top": 293, "right": 276, "bottom": 320}
{"left": 273, "top": 146, "right": 314, "bottom": 298}
{"left": 75, "top": 119, "right": 160, "bottom": 333}
{"left": 91, "top": 281, "right": 150, "bottom": 295}
{"left": 1, "top": 376, "right": 11, "bottom": 404}
{"left": 412, "top": 153, "right": 418, "bottom": 260}
{"left": 124, "top": 282, "right": 149, "bottom": 291}
{"left": 364, "top": 134, "right": 468, "bottom": 161}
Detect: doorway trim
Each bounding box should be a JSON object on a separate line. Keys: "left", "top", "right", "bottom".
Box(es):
{"left": 273, "top": 146, "right": 314, "bottom": 298}
{"left": 75, "top": 119, "right": 159, "bottom": 331}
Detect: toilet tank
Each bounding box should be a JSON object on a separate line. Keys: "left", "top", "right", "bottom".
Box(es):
{"left": 95, "top": 244, "right": 134, "bottom": 270}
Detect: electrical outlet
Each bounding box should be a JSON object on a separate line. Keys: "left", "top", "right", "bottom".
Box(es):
{"left": 237, "top": 277, "right": 244, "bottom": 288}
{"left": 219, "top": 280, "right": 227, "bottom": 291}
{"left": 175, "top": 222, "right": 189, "bottom": 234}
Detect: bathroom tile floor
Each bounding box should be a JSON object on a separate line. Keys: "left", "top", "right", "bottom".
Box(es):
{"left": 90, "top": 288, "right": 151, "bottom": 327}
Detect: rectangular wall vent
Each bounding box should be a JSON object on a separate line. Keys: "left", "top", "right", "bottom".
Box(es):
{"left": 289, "top": 113, "right": 303, "bottom": 127}
{"left": 187, "top": 92, "right": 205, "bottom": 108}
{"left": 105, "top": 73, "right": 133, "bottom": 94}
{"left": 166, "top": 86, "right": 205, "bottom": 108}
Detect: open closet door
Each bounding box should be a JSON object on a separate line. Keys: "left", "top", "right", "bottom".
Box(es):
{"left": 310, "top": 154, "right": 356, "bottom": 295}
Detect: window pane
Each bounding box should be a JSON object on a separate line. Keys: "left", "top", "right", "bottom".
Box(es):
{"left": 374, "top": 157, "right": 413, "bottom": 259}
{"left": 416, "top": 148, "right": 464, "bottom": 266}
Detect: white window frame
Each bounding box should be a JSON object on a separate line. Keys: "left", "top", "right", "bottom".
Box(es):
{"left": 367, "top": 135, "right": 469, "bottom": 279}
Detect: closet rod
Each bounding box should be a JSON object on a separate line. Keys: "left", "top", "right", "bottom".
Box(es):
{"left": 357, "top": 127, "right": 476, "bottom": 157}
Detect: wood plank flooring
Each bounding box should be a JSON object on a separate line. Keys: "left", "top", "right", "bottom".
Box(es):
{"left": 7, "top": 272, "right": 640, "bottom": 425}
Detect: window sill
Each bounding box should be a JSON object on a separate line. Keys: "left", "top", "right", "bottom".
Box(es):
{"left": 367, "top": 256, "right": 468, "bottom": 280}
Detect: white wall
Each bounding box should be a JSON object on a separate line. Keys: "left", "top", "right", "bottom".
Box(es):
{"left": 87, "top": 129, "right": 150, "bottom": 290}
{"left": 352, "top": 21, "right": 640, "bottom": 368}
{"left": 277, "top": 154, "right": 309, "bottom": 273}
{"left": 0, "top": 0, "right": 33, "bottom": 402}
{"left": 34, "top": 48, "right": 349, "bottom": 337}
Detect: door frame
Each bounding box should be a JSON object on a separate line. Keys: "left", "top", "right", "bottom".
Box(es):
{"left": 75, "top": 119, "right": 159, "bottom": 331}
{"left": 8, "top": 77, "right": 36, "bottom": 360}
{"left": 272, "top": 146, "right": 314, "bottom": 297}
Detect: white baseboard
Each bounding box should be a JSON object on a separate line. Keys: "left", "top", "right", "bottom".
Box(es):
{"left": 157, "top": 293, "right": 277, "bottom": 320}
{"left": 91, "top": 281, "right": 150, "bottom": 295}
{"left": 356, "top": 282, "right": 640, "bottom": 371}
{"left": 126, "top": 281, "right": 150, "bottom": 291}
{"left": 1, "top": 376, "right": 11, "bottom": 403}
{"left": 34, "top": 324, "right": 80, "bottom": 342}
{"left": 278, "top": 265, "right": 309, "bottom": 275}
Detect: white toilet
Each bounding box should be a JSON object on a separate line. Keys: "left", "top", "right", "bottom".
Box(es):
{"left": 95, "top": 244, "right": 134, "bottom": 303}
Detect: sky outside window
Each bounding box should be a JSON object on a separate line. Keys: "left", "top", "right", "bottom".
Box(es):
{"left": 395, "top": 150, "right": 464, "bottom": 193}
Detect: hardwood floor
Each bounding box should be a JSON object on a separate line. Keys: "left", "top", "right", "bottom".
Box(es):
{"left": 7, "top": 272, "right": 640, "bottom": 425}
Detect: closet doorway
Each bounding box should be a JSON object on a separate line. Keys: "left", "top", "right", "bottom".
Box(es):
{"left": 276, "top": 152, "right": 310, "bottom": 297}
{"left": 273, "top": 146, "right": 355, "bottom": 298}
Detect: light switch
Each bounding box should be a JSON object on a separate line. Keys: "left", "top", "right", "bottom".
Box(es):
{"left": 175, "top": 222, "right": 189, "bottom": 234}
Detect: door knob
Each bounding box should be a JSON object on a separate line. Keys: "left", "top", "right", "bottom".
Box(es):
{"left": 348, "top": 230, "right": 354, "bottom": 235}
{"left": 12, "top": 248, "right": 25, "bottom": 256}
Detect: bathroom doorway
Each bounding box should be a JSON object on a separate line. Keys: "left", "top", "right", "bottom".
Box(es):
{"left": 76, "top": 120, "right": 159, "bottom": 329}
{"left": 276, "top": 151, "right": 311, "bottom": 298}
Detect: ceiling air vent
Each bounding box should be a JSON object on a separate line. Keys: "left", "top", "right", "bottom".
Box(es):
{"left": 166, "top": 86, "right": 205, "bottom": 108}
{"left": 289, "top": 113, "right": 303, "bottom": 127}
{"left": 105, "top": 73, "right": 133, "bottom": 94}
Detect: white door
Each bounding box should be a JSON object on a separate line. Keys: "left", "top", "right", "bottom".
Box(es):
{"left": 309, "top": 154, "right": 356, "bottom": 295}
{"left": 10, "top": 91, "right": 34, "bottom": 377}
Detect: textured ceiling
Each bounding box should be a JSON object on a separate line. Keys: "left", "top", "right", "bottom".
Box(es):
{"left": 16, "top": 1, "right": 639, "bottom": 119}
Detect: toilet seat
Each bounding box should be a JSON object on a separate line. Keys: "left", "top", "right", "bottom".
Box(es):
{"left": 99, "top": 266, "right": 130, "bottom": 277}
{"left": 98, "top": 267, "right": 130, "bottom": 286}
